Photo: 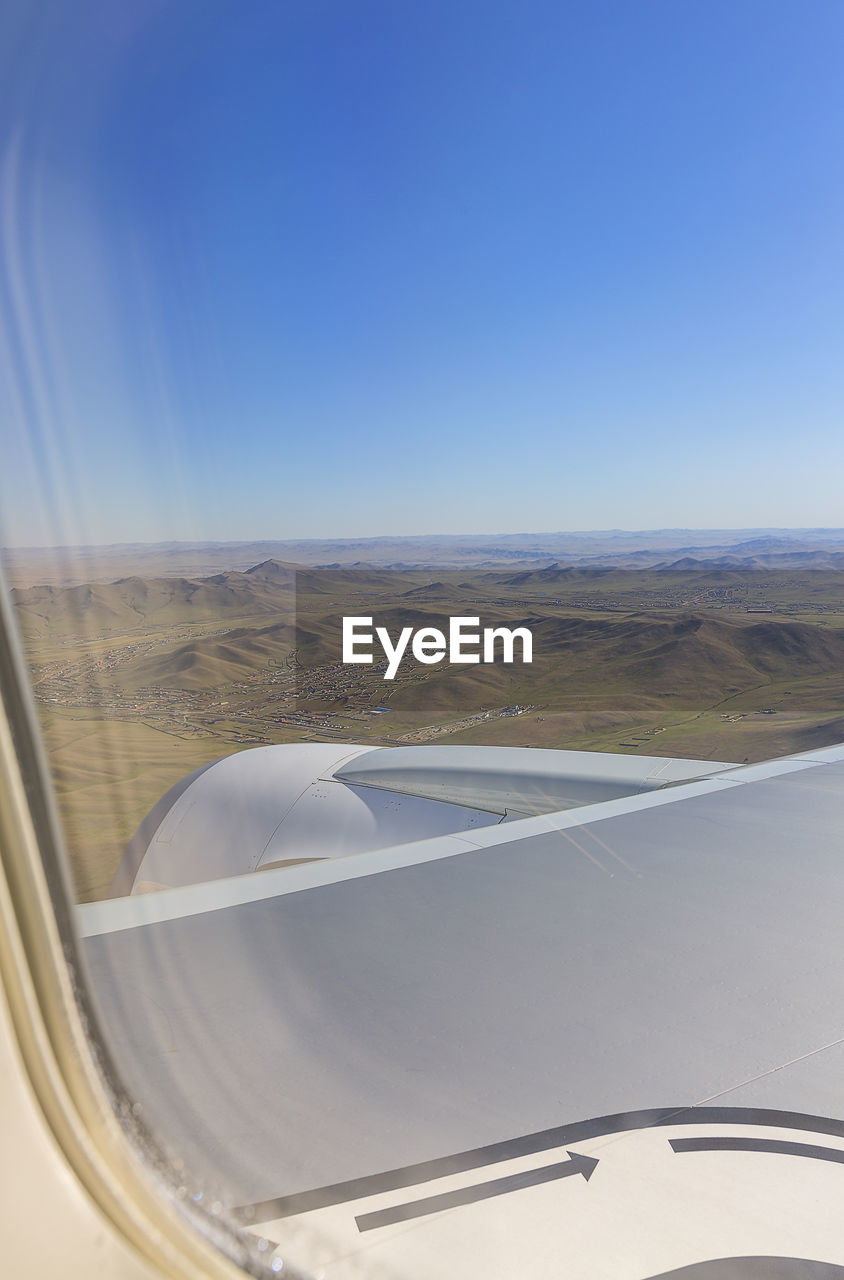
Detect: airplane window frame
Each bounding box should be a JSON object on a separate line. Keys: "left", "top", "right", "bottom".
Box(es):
{"left": 0, "top": 560, "right": 296, "bottom": 1280}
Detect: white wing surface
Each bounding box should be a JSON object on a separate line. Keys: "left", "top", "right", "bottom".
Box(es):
{"left": 78, "top": 744, "right": 844, "bottom": 1278}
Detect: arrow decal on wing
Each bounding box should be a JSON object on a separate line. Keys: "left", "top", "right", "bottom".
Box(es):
{"left": 355, "top": 1150, "right": 598, "bottom": 1232}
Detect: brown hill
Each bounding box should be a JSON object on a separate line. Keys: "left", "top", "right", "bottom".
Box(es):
{"left": 123, "top": 621, "right": 303, "bottom": 690}
{"left": 498, "top": 565, "right": 615, "bottom": 586}
{"left": 11, "top": 561, "right": 423, "bottom": 639}
{"left": 379, "top": 611, "right": 844, "bottom": 712}
{"left": 121, "top": 608, "right": 844, "bottom": 703}
{"left": 11, "top": 572, "right": 294, "bottom": 639}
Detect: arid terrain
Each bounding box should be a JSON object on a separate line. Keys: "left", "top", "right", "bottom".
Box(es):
{"left": 9, "top": 546, "right": 844, "bottom": 902}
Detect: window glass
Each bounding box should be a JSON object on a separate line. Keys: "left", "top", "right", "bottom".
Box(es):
{"left": 4, "top": 3, "right": 844, "bottom": 1277}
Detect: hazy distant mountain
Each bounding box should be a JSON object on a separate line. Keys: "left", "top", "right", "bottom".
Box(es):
{"left": 8, "top": 529, "right": 844, "bottom": 586}
{"left": 657, "top": 552, "right": 844, "bottom": 571}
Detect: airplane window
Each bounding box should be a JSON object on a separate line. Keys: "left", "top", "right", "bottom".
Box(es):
{"left": 3, "top": 2, "right": 844, "bottom": 1277}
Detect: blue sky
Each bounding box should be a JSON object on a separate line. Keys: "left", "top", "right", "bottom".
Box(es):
{"left": 2, "top": 0, "right": 844, "bottom": 546}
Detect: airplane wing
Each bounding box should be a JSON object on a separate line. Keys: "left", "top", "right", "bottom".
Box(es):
{"left": 76, "top": 743, "right": 844, "bottom": 1279}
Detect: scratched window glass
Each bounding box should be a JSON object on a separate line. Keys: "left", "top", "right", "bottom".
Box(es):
{"left": 3, "top": 3, "right": 844, "bottom": 1277}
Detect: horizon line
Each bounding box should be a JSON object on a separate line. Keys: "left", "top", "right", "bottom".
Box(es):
{"left": 5, "top": 527, "right": 844, "bottom": 555}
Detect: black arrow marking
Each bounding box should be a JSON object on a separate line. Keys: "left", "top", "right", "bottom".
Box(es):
{"left": 671, "top": 1136, "right": 844, "bottom": 1166}
{"left": 237, "top": 1106, "right": 844, "bottom": 1224}
{"left": 355, "top": 1150, "right": 598, "bottom": 1233}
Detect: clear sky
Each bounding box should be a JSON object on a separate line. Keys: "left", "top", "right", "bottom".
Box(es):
{"left": 2, "top": 0, "right": 844, "bottom": 547}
